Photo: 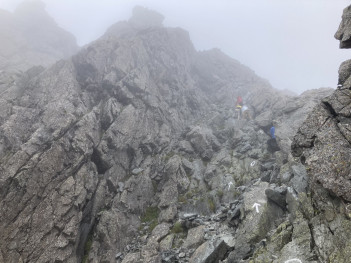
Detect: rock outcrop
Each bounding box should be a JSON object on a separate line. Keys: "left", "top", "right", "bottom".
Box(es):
{"left": 0, "top": 4, "right": 342, "bottom": 263}
{"left": 335, "top": 5, "right": 351, "bottom": 48}
{"left": 283, "top": 5, "right": 351, "bottom": 263}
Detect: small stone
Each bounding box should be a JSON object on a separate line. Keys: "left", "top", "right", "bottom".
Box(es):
{"left": 208, "top": 226, "right": 215, "bottom": 231}
{"left": 181, "top": 213, "right": 198, "bottom": 220}
{"left": 179, "top": 252, "right": 186, "bottom": 258}
{"left": 117, "top": 182, "right": 124, "bottom": 192}
{"left": 131, "top": 168, "right": 144, "bottom": 175}
{"left": 115, "top": 252, "right": 122, "bottom": 259}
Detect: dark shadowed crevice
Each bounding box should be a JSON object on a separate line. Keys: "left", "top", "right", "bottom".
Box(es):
{"left": 307, "top": 223, "right": 320, "bottom": 261}
{"left": 328, "top": 225, "right": 335, "bottom": 235}
{"left": 76, "top": 199, "right": 95, "bottom": 262}
{"left": 80, "top": 226, "right": 94, "bottom": 263}
{"left": 76, "top": 174, "right": 105, "bottom": 262}
{"left": 126, "top": 146, "right": 136, "bottom": 170}
{"left": 91, "top": 148, "right": 110, "bottom": 174}
{"left": 340, "top": 38, "right": 351, "bottom": 49}
{"left": 322, "top": 101, "right": 337, "bottom": 118}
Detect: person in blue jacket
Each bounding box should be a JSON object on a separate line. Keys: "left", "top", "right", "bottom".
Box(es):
{"left": 267, "top": 121, "right": 279, "bottom": 153}
{"left": 270, "top": 125, "right": 275, "bottom": 139}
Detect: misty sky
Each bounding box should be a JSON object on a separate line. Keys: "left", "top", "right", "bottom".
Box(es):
{"left": 1, "top": 0, "right": 350, "bottom": 94}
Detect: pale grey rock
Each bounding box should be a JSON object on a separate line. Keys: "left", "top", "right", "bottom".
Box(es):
{"left": 159, "top": 182, "right": 178, "bottom": 209}
{"left": 151, "top": 223, "right": 171, "bottom": 242}
{"left": 181, "top": 213, "right": 198, "bottom": 220}
{"left": 118, "top": 182, "right": 125, "bottom": 192}
{"left": 218, "top": 234, "right": 235, "bottom": 248}
{"left": 132, "top": 168, "right": 144, "bottom": 175}
{"left": 141, "top": 237, "right": 162, "bottom": 263}
{"left": 255, "top": 110, "right": 273, "bottom": 129}
{"left": 178, "top": 140, "right": 195, "bottom": 154}
{"left": 291, "top": 92, "right": 351, "bottom": 201}
{"left": 164, "top": 155, "right": 190, "bottom": 192}
{"left": 311, "top": 217, "right": 336, "bottom": 260}
{"left": 159, "top": 204, "right": 177, "bottom": 223}
{"left": 335, "top": 5, "right": 351, "bottom": 48}
{"left": 182, "top": 157, "right": 194, "bottom": 175}
{"left": 337, "top": 59, "right": 351, "bottom": 89}
{"left": 290, "top": 164, "right": 308, "bottom": 193}
{"left": 275, "top": 88, "right": 333, "bottom": 154}
{"left": 121, "top": 253, "right": 142, "bottom": 263}
{"left": 183, "top": 225, "right": 206, "bottom": 249}
{"left": 189, "top": 238, "right": 230, "bottom": 263}
{"left": 285, "top": 187, "right": 299, "bottom": 219}
{"left": 186, "top": 126, "right": 220, "bottom": 160}
{"left": 159, "top": 234, "right": 174, "bottom": 251}
{"left": 281, "top": 171, "right": 293, "bottom": 183}
{"left": 228, "top": 182, "right": 284, "bottom": 262}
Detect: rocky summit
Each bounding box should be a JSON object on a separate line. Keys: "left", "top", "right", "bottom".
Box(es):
{"left": 0, "top": 3, "right": 350, "bottom": 263}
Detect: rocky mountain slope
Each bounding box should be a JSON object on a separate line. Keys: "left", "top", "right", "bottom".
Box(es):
{"left": 0, "top": 5, "right": 342, "bottom": 263}
{"left": 0, "top": 1, "right": 78, "bottom": 73}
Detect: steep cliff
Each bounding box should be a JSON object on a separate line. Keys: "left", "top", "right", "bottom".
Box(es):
{"left": 0, "top": 5, "right": 337, "bottom": 263}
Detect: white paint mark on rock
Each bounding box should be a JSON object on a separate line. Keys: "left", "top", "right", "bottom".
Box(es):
{"left": 285, "top": 259, "right": 302, "bottom": 263}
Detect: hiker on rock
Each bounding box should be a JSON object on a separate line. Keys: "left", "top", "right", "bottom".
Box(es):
{"left": 236, "top": 96, "right": 243, "bottom": 107}
{"left": 235, "top": 96, "right": 243, "bottom": 120}
{"left": 270, "top": 124, "right": 275, "bottom": 139}
{"left": 267, "top": 121, "right": 279, "bottom": 153}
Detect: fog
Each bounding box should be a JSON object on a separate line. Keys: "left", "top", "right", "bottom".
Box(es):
{"left": 1, "top": 0, "right": 350, "bottom": 94}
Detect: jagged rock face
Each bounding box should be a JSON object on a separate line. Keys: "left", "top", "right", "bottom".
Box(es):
{"left": 292, "top": 22, "right": 351, "bottom": 203}
{"left": 0, "top": 7, "right": 276, "bottom": 262}
{"left": 0, "top": 1, "right": 78, "bottom": 72}
{"left": 274, "top": 88, "right": 333, "bottom": 154}
{"left": 287, "top": 4, "right": 351, "bottom": 262}
{"left": 0, "top": 5, "right": 339, "bottom": 263}
{"left": 335, "top": 5, "right": 351, "bottom": 48}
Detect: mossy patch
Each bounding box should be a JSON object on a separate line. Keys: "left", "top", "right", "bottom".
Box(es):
{"left": 207, "top": 196, "right": 216, "bottom": 212}
{"left": 140, "top": 206, "right": 160, "bottom": 232}
{"left": 171, "top": 221, "right": 184, "bottom": 234}
{"left": 81, "top": 232, "right": 93, "bottom": 263}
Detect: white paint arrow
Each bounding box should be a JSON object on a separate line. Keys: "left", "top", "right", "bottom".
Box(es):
{"left": 252, "top": 203, "right": 261, "bottom": 213}
{"left": 228, "top": 181, "right": 233, "bottom": 190}
{"left": 285, "top": 259, "right": 302, "bottom": 263}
